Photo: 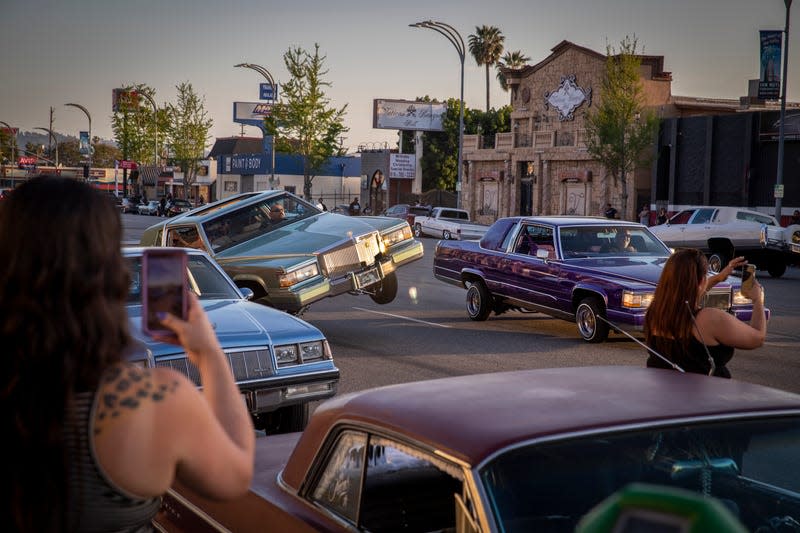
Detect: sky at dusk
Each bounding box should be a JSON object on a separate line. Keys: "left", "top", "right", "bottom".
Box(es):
{"left": 1, "top": 0, "right": 797, "bottom": 155}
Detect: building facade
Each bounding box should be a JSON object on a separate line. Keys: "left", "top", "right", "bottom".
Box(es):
{"left": 462, "top": 40, "right": 673, "bottom": 223}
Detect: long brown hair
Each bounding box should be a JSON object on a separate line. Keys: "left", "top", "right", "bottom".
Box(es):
{"left": 644, "top": 248, "right": 707, "bottom": 352}
{"left": 0, "top": 176, "right": 133, "bottom": 531}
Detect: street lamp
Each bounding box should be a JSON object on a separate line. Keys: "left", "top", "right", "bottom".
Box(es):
{"left": 775, "top": 0, "right": 793, "bottom": 222}
{"left": 234, "top": 63, "right": 278, "bottom": 186}
{"left": 0, "top": 120, "right": 16, "bottom": 164}
{"left": 410, "top": 20, "right": 465, "bottom": 209}
{"left": 65, "top": 102, "right": 92, "bottom": 177}
{"left": 34, "top": 127, "right": 59, "bottom": 168}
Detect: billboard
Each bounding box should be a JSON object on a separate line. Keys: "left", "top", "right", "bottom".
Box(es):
{"left": 233, "top": 102, "right": 273, "bottom": 127}
{"left": 373, "top": 99, "right": 445, "bottom": 131}
{"left": 112, "top": 88, "right": 139, "bottom": 112}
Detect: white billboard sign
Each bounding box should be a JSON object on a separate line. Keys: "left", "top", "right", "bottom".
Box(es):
{"left": 389, "top": 153, "right": 416, "bottom": 179}
{"left": 373, "top": 99, "right": 445, "bottom": 131}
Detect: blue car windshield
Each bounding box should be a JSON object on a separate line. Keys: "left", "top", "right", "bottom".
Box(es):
{"left": 125, "top": 254, "right": 241, "bottom": 304}
{"left": 202, "top": 193, "right": 321, "bottom": 253}
{"left": 559, "top": 225, "right": 669, "bottom": 258}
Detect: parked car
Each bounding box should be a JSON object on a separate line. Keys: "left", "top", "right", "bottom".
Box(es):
{"left": 648, "top": 205, "right": 800, "bottom": 277}
{"left": 166, "top": 198, "right": 193, "bottom": 217}
{"left": 413, "top": 206, "right": 490, "bottom": 240}
{"left": 137, "top": 199, "right": 160, "bottom": 216}
{"left": 382, "top": 203, "right": 433, "bottom": 227}
{"left": 433, "top": 216, "right": 761, "bottom": 342}
{"left": 139, "top": 190, "right": 424, "bottom": 314}
{"left": 123, "top": 247, "right": 339, "bottom": 433}
{"left": 154, "top": 366, "right": 800, "bottom": 532}
{"left": 120, "top": 195, "right": 142, "bottom": 214}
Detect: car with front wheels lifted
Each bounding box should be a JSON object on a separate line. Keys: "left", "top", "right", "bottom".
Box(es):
{"left": 140, "top": 190, "right": 424, "bottom": 314}
{"left": 435, "top": 216, "right": 761, "bottom": 343}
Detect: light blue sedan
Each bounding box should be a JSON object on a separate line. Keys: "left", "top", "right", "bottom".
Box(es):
{"left": 124, "top": 247, "right": 339, "bottom": 434}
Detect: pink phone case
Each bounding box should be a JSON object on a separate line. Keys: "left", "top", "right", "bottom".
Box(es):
{"left": 141, "top": 249, "right": 188, "bottom": 336}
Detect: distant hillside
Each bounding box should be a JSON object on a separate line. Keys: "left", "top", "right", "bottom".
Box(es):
{"left": 16, "top": 130, "right": 117, "bottom": 149}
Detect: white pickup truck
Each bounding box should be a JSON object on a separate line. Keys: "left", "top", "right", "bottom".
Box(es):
{"left": 412, "top": 207, "right": 490, "bottom": 240}
{"left": 649, "top": 205, "right": 800, "bottom": 278}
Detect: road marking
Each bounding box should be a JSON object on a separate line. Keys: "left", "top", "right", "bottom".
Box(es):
{"left": 352, "top": 307, "right": 451, "bottom": 328}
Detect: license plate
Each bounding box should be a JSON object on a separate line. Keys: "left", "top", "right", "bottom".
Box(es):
{"left": 791, "top": 243, "right": 800, "bottom": 254}
{"left": 355, "top": 268, "right": 380, "bottom": 288}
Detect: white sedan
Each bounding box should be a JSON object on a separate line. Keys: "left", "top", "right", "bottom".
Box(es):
{"left": 137, "top": 200, "right": 160, "bottom": 216}
{"left": 649, "top": 205, "right": 799, "bottom": 277}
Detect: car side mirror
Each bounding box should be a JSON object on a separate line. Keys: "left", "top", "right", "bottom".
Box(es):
{"left": 239, "top": 287, "right": 255, "bottom": 301}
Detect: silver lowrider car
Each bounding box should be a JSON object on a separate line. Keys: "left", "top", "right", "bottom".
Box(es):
{"left": 140, "top": 191, "right": 424, "bottom": 313}
{"left": 124, "top": 247, "right": 339, "bottom": 434}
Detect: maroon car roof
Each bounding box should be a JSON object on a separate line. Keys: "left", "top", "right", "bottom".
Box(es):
{"left": 282, "top": 366, "right": 800, "bottom": 488}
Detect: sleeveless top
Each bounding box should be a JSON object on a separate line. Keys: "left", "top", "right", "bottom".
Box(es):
{"left": 646, "top": 335, "right": 734, "bottom": 378}
{"left": 64, "top": 388, "right": 160, "bottom": 532}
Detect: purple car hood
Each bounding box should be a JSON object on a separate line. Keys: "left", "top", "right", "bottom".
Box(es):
{"left": 562, "top": 256, "right": 669, "bottom": 286}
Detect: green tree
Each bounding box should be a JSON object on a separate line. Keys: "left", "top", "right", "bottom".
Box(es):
{"left": 468, "top": 26, "right": 505, "bottom": 112}
{"left": 165, "top": 81, "right": 213, "bottom": 195}
{"left": 584, "top": 36, "right": 659, "bottom": 218}
{"left": 0, "top": 129, "right": 11, "bottom": 163}
{"left": 92, "top": 142, "right": 122, "bottom": 169}
{"left": 265, "top": 43, "right": 348, "bottom": 200}
{"left": 496, "top": 50, "right": 530, "bottom": 91}
{"left": 110, "top": 84, "right": 163, "bottom": 166}
{"left": 55, "top": 139, "right": 82, "bottom": 167}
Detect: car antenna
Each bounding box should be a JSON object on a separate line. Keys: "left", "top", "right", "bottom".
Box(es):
{"left": 684, "top": 300, "right": 716, "bottom": 376}
{"left": 594, "top": 314, "right": 685, "bottom": 373}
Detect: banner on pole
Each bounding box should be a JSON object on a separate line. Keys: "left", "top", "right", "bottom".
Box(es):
{"left": 758, "top": 30, "right": 782, "bottom": 100}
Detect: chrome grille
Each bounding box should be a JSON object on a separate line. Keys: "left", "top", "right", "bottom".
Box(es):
{"left": 319, "top": 232, "right": 381, "bottom": 278}
{"left": 155, "top": 348, "right": 274, "bottom": 386}
{"left": 704, "top": 290, "right": 731, "bottom": 311}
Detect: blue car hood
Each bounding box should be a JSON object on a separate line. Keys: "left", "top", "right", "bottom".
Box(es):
{"left": 127, "top": 298, "right": 320, "bottom": 356}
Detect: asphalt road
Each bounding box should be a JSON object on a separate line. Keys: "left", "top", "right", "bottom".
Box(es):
{"left": 123, "top": 213, "right": 800, "bottom": 395}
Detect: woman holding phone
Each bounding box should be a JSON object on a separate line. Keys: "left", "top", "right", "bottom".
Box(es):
{"left": 644, "top": 248, "right": 767, "bottom": 378}
{"left": 0, "top": 176, "right": 254, "bottom": 532}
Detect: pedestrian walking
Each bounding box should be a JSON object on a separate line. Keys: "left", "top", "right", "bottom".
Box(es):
{"left": 656, "top": 207, "right": 668, "bottom": 225}
{"left": 638, "top": 205, "right": 651, "bottom": 226}
{"left": 604, "top": 203, "right": 617, "bottom": 219}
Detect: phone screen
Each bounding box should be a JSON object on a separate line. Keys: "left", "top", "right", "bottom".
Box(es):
{"left": 742, "top": 264, "right": 756, "bottom": 291}
{"left": 142, "top": 250, "right": 187, "bottom": 335}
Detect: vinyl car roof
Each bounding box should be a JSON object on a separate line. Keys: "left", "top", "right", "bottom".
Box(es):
{"left": 282, "top": 366, "right": 800, "bottom": 487}
{"left": 512, "top": 215, "right": 645, "bottom": 227}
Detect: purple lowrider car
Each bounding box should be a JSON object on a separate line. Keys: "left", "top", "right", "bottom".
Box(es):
{"left": 433, "top": 216, "right": 760, "bottom": 343}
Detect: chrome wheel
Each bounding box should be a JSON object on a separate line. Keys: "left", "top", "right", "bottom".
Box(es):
{"left": 575, "top": 297, "right": 609, "bottom": 343}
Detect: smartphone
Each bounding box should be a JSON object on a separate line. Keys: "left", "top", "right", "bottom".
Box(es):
{"left": 141, "top": 249, "right": 188, "bottom": 336}
{"left": 741, "top": 263, "right": 756, "bottom": 291}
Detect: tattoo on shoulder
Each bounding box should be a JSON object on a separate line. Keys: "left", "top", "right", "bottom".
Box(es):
{"left": 94, "top": 364, "right": 180, "bottom": 435}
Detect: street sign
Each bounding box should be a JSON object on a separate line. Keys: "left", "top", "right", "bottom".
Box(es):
{"left": 774, "top": 184, "right": 785, "bottom": 199}
{"left": 259, "top": 83, "right": 277, "bottom": 101}
{"left": 119, "top": 160, "right": 138, "bottom": 170}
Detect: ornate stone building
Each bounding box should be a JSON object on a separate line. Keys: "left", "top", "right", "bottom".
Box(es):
{"left": 462, "top": 40, "right": 674, "bottom": 223}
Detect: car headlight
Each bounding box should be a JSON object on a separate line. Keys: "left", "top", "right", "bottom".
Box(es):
{"left": 382, "top": 225, "right": 413, "bottom": 249}
{"left": 300, "top": 341, "right": 325, "bottom": 361}
{"left": 733, "top": 290, "right": 752, "bottom": 305}
{"left": 278, "top": 262, "right": 320, "bottom": 287}
{"left": 274, "top": 344, "right": 299, "bottom": 366}
{"left": 274, "top": 340, "right": 330, "bottom": 366}
{"left": 622, "top": 290, "right": 654, "bottom": 308}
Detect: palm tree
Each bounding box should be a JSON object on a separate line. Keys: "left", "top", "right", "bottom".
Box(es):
{"left": 468, "top": 26, "right": 505, "bottom": 111}
{"left": 496, "top": 50, "right": 531, "bottom": 91}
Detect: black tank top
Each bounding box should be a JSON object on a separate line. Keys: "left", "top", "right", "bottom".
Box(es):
{"left": 646, "top": 335, "right": 734, "bottom": 378}
{"left": 64, "top": 388, "right": 160, "bottom": 532}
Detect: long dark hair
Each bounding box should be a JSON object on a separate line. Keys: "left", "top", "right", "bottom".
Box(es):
{"left": 0, "top": 176, "right": 132, "bottom": 531}
{"left": 644, "top": 248, "right": 707, "bottom": 353}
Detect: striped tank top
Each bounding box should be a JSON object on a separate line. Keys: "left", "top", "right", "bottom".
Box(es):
{"left": 64, "top": 389, "right": 160, "bottom": 532}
